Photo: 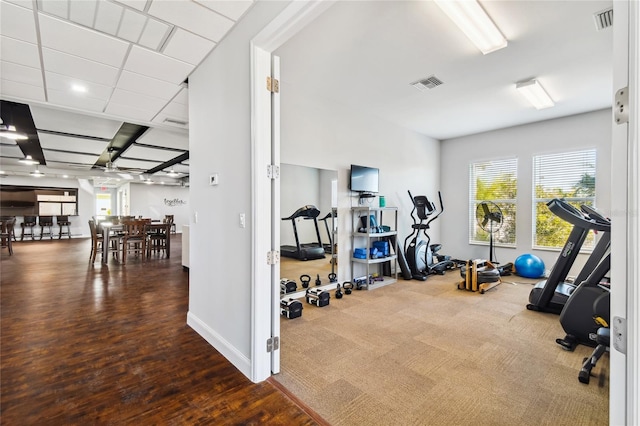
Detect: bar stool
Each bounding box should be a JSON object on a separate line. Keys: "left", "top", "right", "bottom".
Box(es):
{"left": 56, "top": 215, "right": 71, "bottom": 239}
{"left": 38, "top": 216, "right": 54, "bottom": 240}
{"left": 21, "top": 215, "right": 37, "bottom": 241}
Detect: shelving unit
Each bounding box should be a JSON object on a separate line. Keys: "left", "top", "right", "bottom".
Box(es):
{"left": 351, "top": 206, "right": 398, "bottom": 290}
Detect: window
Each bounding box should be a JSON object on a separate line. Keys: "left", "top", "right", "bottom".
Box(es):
{"left": 469, "top": 158, "right": 517, "bottom": 246}
{"left": 533, "top": 149, "right": 596, "bottom": 250}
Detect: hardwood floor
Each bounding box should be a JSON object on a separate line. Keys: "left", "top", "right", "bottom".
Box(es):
{"left": 0, "top": 236, "right": 319, "bottom": 425}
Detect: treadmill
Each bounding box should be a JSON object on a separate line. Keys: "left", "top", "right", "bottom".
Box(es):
{"left": 281, "top": 205, "right": 326, "bottom": 261}
{"left": 319, "top": 210, "right": 337, "bottom": 254}
{"left": 527, "top": 199, "right": 611, "bottom": 314}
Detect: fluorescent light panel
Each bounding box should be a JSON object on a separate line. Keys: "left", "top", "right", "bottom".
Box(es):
{"left": 516, "top": 79, "right": 555, "bottom": 109}
{"left": 434, "top": 0, "right": 507, "bottom": 54}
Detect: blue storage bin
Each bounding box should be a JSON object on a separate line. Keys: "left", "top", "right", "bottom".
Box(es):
{"left": 372, "top": 241, "right": 389, "bottom": 256}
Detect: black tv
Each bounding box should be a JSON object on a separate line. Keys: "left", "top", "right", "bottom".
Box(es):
{"left": 349, "top": 164, "right": 379, "bottom": 194}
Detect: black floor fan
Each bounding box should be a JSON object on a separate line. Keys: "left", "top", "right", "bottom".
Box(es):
{"left": 475, "top": 201, "right": 503, "bottom": 264}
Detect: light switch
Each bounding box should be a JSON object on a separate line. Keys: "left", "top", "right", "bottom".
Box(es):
{"left": 210, "top": 173, "right": 219, "bottom": 186}
{"left": 239, "top": 213, "right": 246, "bottom": 228}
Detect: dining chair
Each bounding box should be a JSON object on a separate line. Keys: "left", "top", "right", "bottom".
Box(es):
{"left": 121, "top": 219, "right": 147, "bottom": 264}
{"left": 56, "top": 215, "right": 71, "bottom": 239}
{"left": 1, "top": 217, "right": 16, "bottom": 255}
{"left": 88, "top": 219, "right": 120, "bottom": 263}
{"left": 146, "top": 222, "right": 169, "bottom": 258}
{"left": 20, "top": 215, "right": 37, "bottom": 240}
{"left": 38, "top": 216, "right": 54, "bottom": 240}
{"left": 164, "top": 215, "right": 176, "bottom": 234}
{"left": 0, "top": 216, "right": 17, "bottom": 242}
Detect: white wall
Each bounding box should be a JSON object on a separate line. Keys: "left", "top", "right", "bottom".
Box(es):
{"left": 279, "top": 80, "right": 441, "bottom": 282}
{"left": 0, "top": 175, "right": 95, "bottom": 238}
{"left": 440, "top": 109, "right": 612, "bottom": 276}
{"left": 129, "top": 184, "right": 189, "bottom": 231}
{"left": 187, "top": 0, "right": 290, "bottom": 380}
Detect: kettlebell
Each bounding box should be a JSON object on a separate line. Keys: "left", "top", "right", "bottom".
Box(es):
{"left": 335, "top": 284, "right": 343, "bottom": 299}
{"left": 300, "top": 274, "right": 311, "bottom": 288}
{"left": 315, "top": 274, "right": 322, "bottom": 286}
{"left": 342, "top": 281, "right": 353, "bottom": 295}
{"left": 328, "top": 273, "right": 337, "bottom": 283}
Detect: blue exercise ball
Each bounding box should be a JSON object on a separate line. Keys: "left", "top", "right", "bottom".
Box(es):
{"left": 514, "top": 254, "right": 545, "bottom": 278}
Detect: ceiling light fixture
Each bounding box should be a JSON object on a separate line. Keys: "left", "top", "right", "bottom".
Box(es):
{"left": 166, "top": 169, "right": 180, "bottom": 178}
{"left": 19, "top": 155, "right": 40, "bottom": 165}
{"left": 0, "top": 119, "right": 28, "bottom": 140}
{"left": 30, "top": 167, "right": 44, "bottom": 177}
{"left": 434, "top": 0, "right": 507, "bottom": 54}
{"left": 71, "top": 84, "right": 88, "bottom": 93}
{"left": 516, "top": 79, "right": 555, "bottom": 109}
{"left": 144, "top": 178, "right": 153, "bottom": 185}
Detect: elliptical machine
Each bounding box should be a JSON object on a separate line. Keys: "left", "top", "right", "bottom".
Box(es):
{"left": 404, "top": 191, "right": 455, "bottom": 280}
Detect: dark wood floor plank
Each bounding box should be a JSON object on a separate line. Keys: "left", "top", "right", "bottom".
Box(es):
{"left": 1, "top": 237, "right": 318, "bottom": 425}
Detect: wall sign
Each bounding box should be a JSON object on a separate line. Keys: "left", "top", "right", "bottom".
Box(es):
{"left": 164, "top": 198, "right": 187, "bottom": 207}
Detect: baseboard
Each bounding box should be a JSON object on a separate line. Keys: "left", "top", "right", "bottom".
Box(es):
{"left": 186, "top": 311, "right": 252, "bottom": 381}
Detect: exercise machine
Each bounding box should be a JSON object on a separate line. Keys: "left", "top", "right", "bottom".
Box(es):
{"left": 281, "top": 205, "right": 326, "bottom": 261}
{"left": 578, "top": 291, "right": 610, "bottom": 384}
{"left": 404, "top": 191, "right": 455, "bottom": 280}
{"left": 527, "top": 199, "right": 610, "bottom": 314}
{"left": 319, "top": 210, "right": 336, "bottom": 254}
{"left": 457, "top": 259, "right": 501, "bottom": 294}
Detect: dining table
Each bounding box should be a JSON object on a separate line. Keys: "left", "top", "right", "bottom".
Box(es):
{"left": 100, "top": 221, "right": 170, "bottom": 263}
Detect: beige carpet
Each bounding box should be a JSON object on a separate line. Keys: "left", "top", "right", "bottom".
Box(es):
{"left": 275, "top": 271, "right": 609, "bottom": 426}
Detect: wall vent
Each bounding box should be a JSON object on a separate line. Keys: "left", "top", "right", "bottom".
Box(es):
{"left": 594, "top": 7, "right": 613, "bottom": 31}
{"left": 411, "top": 75, "right": 444, "bottom": 91}
{"left": 163, "top": 118, "right": 188, "bottom": 126}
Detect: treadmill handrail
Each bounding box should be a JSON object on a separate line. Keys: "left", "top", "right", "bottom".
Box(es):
{"left": 547, "top": 199, "right": 610, "bottom": 233}
{"left": 281, "top": 205, "right": 321, "bottom": 221}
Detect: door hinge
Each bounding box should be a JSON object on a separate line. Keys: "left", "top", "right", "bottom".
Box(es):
{"left": 267, "top": 336, "right": 280, "bottom": 352}
{"left": 267, "top": 164, "right": 280, "bottom": 180}
{"left": 612, "top": 316, "right": 627, "bottom": 354}
{"left": 266, "top": 76, "right": 279, "bottom": 93}
{"left": 267, "top": 250, "right": 280, "bottom": 265}
{"left": 614, "top": 87, "right": 628, "bottom": 124}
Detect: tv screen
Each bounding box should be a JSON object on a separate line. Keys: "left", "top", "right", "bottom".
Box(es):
{"left": 350, "top": 165, "right": 379, "bottom": 193}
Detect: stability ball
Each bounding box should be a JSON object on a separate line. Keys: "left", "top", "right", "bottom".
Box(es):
{"left": 514, "top": 254, "right": 545, "bottom": 278}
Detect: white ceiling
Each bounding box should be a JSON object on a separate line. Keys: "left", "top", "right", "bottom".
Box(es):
{"left": 0, "top": 0, "right": 614, "bottom": 184}
{"left": 275, "top": 0, "right": 614, "bottom": 140}
{"left": 0, "top": 0, "right": 255, "bottom": 183}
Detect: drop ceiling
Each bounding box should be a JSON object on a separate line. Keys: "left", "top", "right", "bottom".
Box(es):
{"left": 0, "top": 0, "right": 255, "bottom": 183}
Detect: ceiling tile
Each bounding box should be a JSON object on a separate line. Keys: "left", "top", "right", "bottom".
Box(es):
{"left": 38, "top": 132, "right": 109, "bottom": 155}
{"left": 163, "top": 28, "right": 215, "bottom": 66}
{"left": 194, "top": 0, "right": 254, "bottom": 21}
{"left": 42, "top": 47, "right": 120, "bottom": 86}
{"left": 124, "top": 144, "right": 181, "bottom": 162}
{"left": 44, "top": 71, "right": 113, "bottom": 100}
{"left": 114, "top": 157, "right": 159, "bottom": 170}
{"left": 1, "top": 61, "right": 44, "bottom": 88}
{"left": 69, "top": 0, "right": 98, "bottom": 28}
{"left": 39, "top": 0, "right": 69, "bottom": 19}
{"left": 0, "top": 79, "right": 46, "bottom": 101}
{"left": 0, "top": 36, "right": 42, "bottom": 68}
{"left": 147, "top": 0, "right": 234, "bottom": 42}
{"left": 151, "top": 111, "right": 188, "bottom": 129}
{"left": 3, "top": 0, "right": 33, "bottom": 10}
{"left": 153, "top": 101, "right": 188, "bottom": 122}
{"left": 45, "top": 160, "right": 93, "bottom": 170}
{"left": 42, "top": 149, "right": 100, "bottom": 166}
{"left": 110, "top": 87, "right": 168, "bottom": 112}
{"left": 104, "top": 102, "right": 156, "bottom": 122}
{"left": 46, "top": 88, "right": 108, "bottom": 113}
{"left": 172, "top": 88, "right": 188, "bottom": 105}
{"left": 137, "top": 127, "right": 188, "bottom": 150}
{"left": 0, "top": 1, "right": 38, "bottom": 43}
{"left": 30, "top": 104, "right": 122, "bottom": 138}
{"left": 171, "top": 163, "right": 189, "bottom": 173}
{"left": 114, "top": 0, "right": 147, "bottom": 12}
{"left": 0, "top": 144, "right": 24, "bottom": 158}
{"left": 117, "top": 7, "right": 146, "bottom": 42}
{"left": 123, "top": 45, "right": 193, "bottom": 85}
{"left": 116, "top": 70, "right": 181, "bottom": 100}
{"left": 38, "top": 13, "right": 129, "bottom": 67}
{"left": 137, "top": 15, "right": 171, "bottom": 50}
{"left": 94, "top": 0, "right": 123, "bottom": 36}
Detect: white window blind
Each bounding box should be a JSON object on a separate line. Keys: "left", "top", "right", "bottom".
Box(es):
{"left": 533, "top": 149, "right": 596, "bottom": 250}
{"left": 469, "top": 157, "right": 517, "bottom": 245}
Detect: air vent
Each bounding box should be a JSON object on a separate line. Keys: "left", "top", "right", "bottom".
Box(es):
{"left": 594, "top": 7, "right": 613, "bottom": 31}
{"left": 411, "top": 75, "right": 444, "bottom": 91}
{"left": 163, "top": 118, "right": 188, "bottom": 126}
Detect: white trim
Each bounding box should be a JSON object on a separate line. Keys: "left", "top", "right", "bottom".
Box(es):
{"left": 270, "top": 54, "right": 281, "bottom": 375}
{"left": 249, "top": 0, "right": 336, "bottom": 383}
{"left": 187, "top": 312, "right": 252, "bottom": 379}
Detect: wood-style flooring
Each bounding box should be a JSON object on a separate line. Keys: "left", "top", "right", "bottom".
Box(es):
{"left": 0, "top": 236, "right": 320, "bottom": 425}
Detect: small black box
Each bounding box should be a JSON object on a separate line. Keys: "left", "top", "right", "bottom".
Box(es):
{"left": 280, "top": 298, "right": 303, "bottom": 319}
{"left": 305, "top": 288, "right": 330, "bottom": 307}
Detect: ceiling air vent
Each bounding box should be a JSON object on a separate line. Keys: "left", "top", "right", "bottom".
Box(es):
{"left": 163, "top": 118, "right": 188, "bottom": 126}
{"left": 594, "top": 7, "right": 613, "bottom": 31}
{"left": 411, "top": 75, "right": 444, "bottom": 92}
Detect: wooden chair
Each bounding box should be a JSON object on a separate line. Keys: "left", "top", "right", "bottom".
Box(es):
{"left": 21, "top": 215, "right": 37, "bottom": 240}
{"left": 56, "top": 215, "right": 71, "bottom": 239}
{"left": 121, "top": 219, "right": 148, "bottom": 264}
{"left": 88, "top": 219, "right": 120, "bottom": 263}
{"left": 164, "top": 215, "right": 176, "bottom": 234}
{"left": 0, "top": 216, "right": 17, "bottom": 242}
{"left": 146, "top": 222, "right": 170, "bottom": 258}
{"left": 38, "top": 216, "right": 54, "bottom": 240}
{"left": 1, "top": 217, "right": 16, "bottom": 255}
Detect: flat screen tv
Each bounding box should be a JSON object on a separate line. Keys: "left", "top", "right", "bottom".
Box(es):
{"left": 349, "top": 164, "right": 379, "bottom": 194}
